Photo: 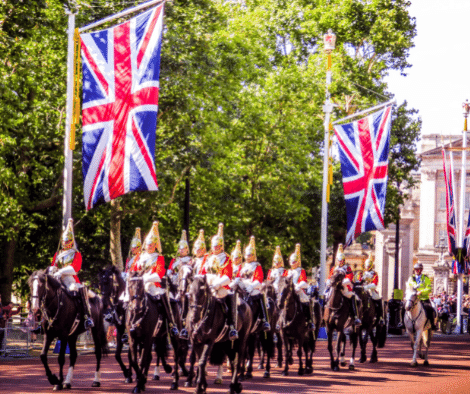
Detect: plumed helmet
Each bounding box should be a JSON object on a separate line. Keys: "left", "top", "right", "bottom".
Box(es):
{"left": 193, "top": 229, "right": 206, "bottom": 255}
{"left": 272, "top": 246, "right": 284, "bottom": 268}
{"left": 364, "top": 252, "right": 374, "bottom": 271}
{"left": 336, "top": 244, "right": 345, "bottom": 266}
{"left": 244, "top": 236, "right": 257, "bottom": 261}
{"left": 231, "top": 240, "right": 242, "bottom": 261}
{"left": 211, "top": 223, "right": 224, "bottom": 250}
{"left": 178, "top": 230, "right": 189, "bottom": 252}
{"left": 129, "top": 228, "right": 142, "bottom": 256}
{"left": 414, "top": 262, "right": 423, "bottom": 270}
{"left": 143, "top": 221, "right": 162, "bottom": 254}
{"left": 61, "top": 218, "right": 76, "bottom": 251}
{"left": 289, "top": 244, "right": 301, "bottom": 266}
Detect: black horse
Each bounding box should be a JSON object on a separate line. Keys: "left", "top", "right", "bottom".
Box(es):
{"left": 323, "top": 269, "right": 356, "bottom": 371}
{"left": 185, "top": 275, "right": 252, "bottom": 394}
{"left": 98, "top": 266, "right": 133, "bottom": 383}
{"left": 29, "top": 270, "right": 108, "bottom": 390}
{"left": 126, "top": 271, "right": 181, "bottom": 393}
{"left": 276, "top": 276, "right": 315, "bottom": 376}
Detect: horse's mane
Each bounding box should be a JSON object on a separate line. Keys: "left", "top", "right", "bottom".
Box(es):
{"left": 28, "top": 269, "right": 62, "bottom": 290}
{"left": 106, "top": 265, "right": 126, "bottom": 293}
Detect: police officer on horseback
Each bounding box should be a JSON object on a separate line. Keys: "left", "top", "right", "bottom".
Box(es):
{"left": 288, "top": 244, "right": 315, "bottom": 331}
{"left": 237, "top": 236, "right": 271, "bottom": 331}
{"left": 360, "top": 252, "right": 385, "bottom": 326}
{"left": 50, "top": 218, "right": 94, "bottom": 330}
{"left": 327, "top": 244, "right": 361, "bottom": 326}
{"left": 139, "top": 221, "right": 179, "bottom": 337}
{"left": 406, "top": 262, "right": 436, "bottom": 330}
{"left": 202, "top": 223, "right": 239, "bottom": 341}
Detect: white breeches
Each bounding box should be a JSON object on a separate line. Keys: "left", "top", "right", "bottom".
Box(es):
{"left": 145, "top": 282, "right": 165, "bottom": 297}
{"left": 367, "top": 289, "right": 381, "bottom": 301}
{"left": 62, "top": 275, "right": 82, "bottom": 292}
{"left": 341, "top": 288, "right": 355, "bottom": 299}
{"left": 206, "top": 274, "right": 228, "bottom": 298}
{"left": 297, "top": 290, "right": 309, "bottom": 303}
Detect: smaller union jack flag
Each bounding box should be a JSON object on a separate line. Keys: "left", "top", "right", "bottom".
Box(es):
{"left": 334, "top": 106, "right": 392, "bottom": 246}
{"left": 80, "top": 5, "right": 163, "bottom": 210}
{"left": 442, "top": 149, "right": 457, "bottom": 255}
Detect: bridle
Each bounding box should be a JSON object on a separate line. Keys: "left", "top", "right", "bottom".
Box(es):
{"left": 127, "top": 276, "right": 149, "bottom": 331}
{"left": 189, "top": 278, "right": 212, "bottom": 336}
{"left": 326, "top": 273, "right": 345, "bottom": 312}
{"left": 31, "top": 274, "right": 61, "bottom": 329}
{"left": 405, "top": 292, "right": 423, "bottom": 334}
{"left": 278, "top": 279, "right": 298, "bottom": 329}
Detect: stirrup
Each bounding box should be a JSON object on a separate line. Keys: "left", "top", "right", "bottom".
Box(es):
{"left": 307, "top": 322, "right": 315, "bottom": 332}
{"left": 379, "top": 318, "right": 385, "bottom": 326}
{"left": 170, "top": 325, "right": 179, "bottom": 337}
{"left": 262, "top": 321, "right": 271, "bottom": 331}
{"left": 179, "top": 328, "right": 189, "bottom": 340}
{"left": 121, "top": 333, "right": 128, "bottom": 343}
{"left": 84, "top": 318, "right": 95, "bottom": 330}
{"left": 353, "top": 317, "right": 362, "bottom": 326}
{"left": 396, "top": 322, "right": 404, "bottom": 329}
{"left": 229, "top": 326, "right": 239, "bottom": 341}
{"left": 104, "top": 313, "right": 113, "bottom": 323}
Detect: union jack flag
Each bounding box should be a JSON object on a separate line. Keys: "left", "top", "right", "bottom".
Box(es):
{"left": 442, "top": 148, "right": 457, "bottom": 255}
{"left": 333, "top": 107, "right": 392, "bottom": 246}
{"left": 80, "top": 5, "right": 163, "bottom": 210}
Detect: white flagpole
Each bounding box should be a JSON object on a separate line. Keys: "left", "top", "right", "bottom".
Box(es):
{"left": 79, "top": 0, "right": 166, "bottom": 33}
{"left": 63, "top": 10, "right": 76, "bottom": 230}
{"left": 333, "top": 99, "right": 396, "bottom": 125}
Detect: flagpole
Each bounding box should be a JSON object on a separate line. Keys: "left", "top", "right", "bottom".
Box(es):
{"left": 333, "top": 99, "right": 396, "bottom": 125}
{"left": 63, "top": 10, "right": 76, "bottom": 230}
{"left": 319, "top": 30, "right": 336, "bottom": 295}
{"left": 79, "top": 0, "right": 166, "bottom": 33}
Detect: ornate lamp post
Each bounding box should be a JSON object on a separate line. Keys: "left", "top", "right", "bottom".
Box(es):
{"left": 435, "top": 235, "right": 447, "bottom": 266}
{"left": 320, "top": 29, "right": 336, "bottom": 294}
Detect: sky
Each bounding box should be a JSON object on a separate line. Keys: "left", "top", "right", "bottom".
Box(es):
{"left": 386, "top": 0, "right": 470, "bottom": 142}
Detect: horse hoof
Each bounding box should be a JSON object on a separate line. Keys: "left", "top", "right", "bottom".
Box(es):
{"left": 64, "top": 383, "right": 71, "bottom": 390}
{"left": 91, "top": 381, "right": 100, "bottom": 387}
{"left": 53, "top": 384, "right": 63, "bottom": 391}
{"left": 49, "top": 375, "right": 60, "bottom": 386}
{"left": 370, "top": 357, "right": 378, "bottom": 364}
{"left": 340, "top": 361, "right": 346, "bottom": 367}
{"left": 263, "top": 371, "right": 270, "bottom": 378}
{"left": 359, "top": 356, "right": 366, "bottom": 363}
{"left": 153, "top": 374, "right": 160, "bottom": 381}
{"left": 132, "top": 387, "right": 141, "bottom": 394}
{"left": 171, "top": 382, "right": 178, "bottom": 390}
{"left": 235, "top": 382, "right": 243, "bottom": 393}
{"left": 184, "top": 381, "right": 193, "bottom": 387}
{"left": 288, "top": 357, "right": 294, "bottom": 365}
{"left": 419, "top": 353, "right": 425, "bottom": 360}
{"left": 245, "top": 372, "right": 253, "bottom": 379}
{"left": 214, "top": 378, "right": 223, "bottom": 385}
{"left": 410, "top": 361, "right": 418, "bottom": 367}
{"left": 298, "top": 368, "right": 304, "bottom": 376}
{"left": 126, "top": 377, "right": 133, "bottom": 384}
{"left": 276, "top": 362, "right": 282, "bottom": 368}
{"left": 164, "top": 365, "right": 173, "bottom": 374}
{"left": 333, "top": 366, "right": 340, "bottom": 372}
{"left": 305, "top": 367, "right": 313, "bottom": 375}
{"left": 281, "top": 371, "right": 288, "bottom": 376}
{"left": 423, "top": 360, "right": 429, "bottom": 366}
{"left": 349, "top": 365, "right": 355, "bottom": 371}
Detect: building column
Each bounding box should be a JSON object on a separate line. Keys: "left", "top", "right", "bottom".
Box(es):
{"left": 419, "top": 169, "right": 437, "bottom": 250}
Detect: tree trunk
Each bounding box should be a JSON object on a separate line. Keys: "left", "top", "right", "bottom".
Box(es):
{"left": 110, "top": 199, "right": 123, "bottom": 270}
{"left": 0, "top": 236, "right": 18, "bottom": 305}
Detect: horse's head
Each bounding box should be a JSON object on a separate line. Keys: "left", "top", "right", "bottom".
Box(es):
{"left": 330, "top": 268, "right": 346, "bottom": 289}
{"left": 277, "top": 275, "right": 294, "bottom": 309}
{"left": 28, "top": 270, "right": 61, "bottom": 313}
{"left": 186, "top": 275, "right": 209, "bottom": 340}
{"left": 178, "top": 265, "right": 193, "bottom": 295}
{"left": 127, "top": 271, "right": 146, "bottom": 311}
{"left": 404, "top": 289, "right": 418, "bottom": 312}
{"left": 98, "top": 266, "right": 123, "bottom": 311}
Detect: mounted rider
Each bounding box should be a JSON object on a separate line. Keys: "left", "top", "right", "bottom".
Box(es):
{"left": 124, "top": 227, "right": 142, "bottom": 280}
{"left": 168, "top": 230, "right": 192, "bottom": 287}
{"left": 201, "top": 223, "right": 238, "bottom": 341}
{"left": 237, "top": 236, "right": 271, "bottom": 331}
{"left": 327, "top": 244, "right": 361, "bottom": 325}
{"left": 406, "top": 262, "right": 436, "bottom": 330}
{"left": 231, "top": 240, "right": 243, "bottom": 279}
{"left": 193, "top": 229, "right": 208, "bottom": 275}
{"left": 359, "top": 252, "right": 385, "bottom": 326}
{"left": 138, "top": 221, "right": 179, "bottom": 337}
{"left": 49, "top": 218, "right": 94, "bottom": 330}
{"left": 287, "top": 244, "right": 315, "bottom": 331}
{"left": 266, "top": 246, "right": 288, "bottom": 292}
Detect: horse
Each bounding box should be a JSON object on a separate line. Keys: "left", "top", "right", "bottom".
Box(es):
{"left": 323, "top": 269, "right": 355, "bottom": 371}
{"left": 29, "top": 270, "right": 108, "bottom": 390}
{"left": 185, "top": 275, "right": 252, "bottom": 394}
{"left": 341, "top": 282, "right": 386, "bottom": 366}
{"left": 126, "top": 272, "right": 180, "bottom": 393}
{"left": 98, "top": 265, "right": 133, "bottom": 383}
{"left": 276, "top": 275, "right": 315, "bottom": 376}
{"left": 404, "top": 289, "right": 433, "bottom": 367}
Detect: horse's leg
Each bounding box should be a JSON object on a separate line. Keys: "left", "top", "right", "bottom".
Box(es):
{"left": 178, "top": 340, "right": 190, "bottom": 376}
{"left": 339, "top": 332, "right": 347, "bottom": 366}
{"left": 40, "top": 334, "right": 60, "bottom": 386}
{"left": 129, "top": 339, "right": 143, "bottom": 393}
{"left": 136, "top": 338, "right": 152, "bottom": 392}
{"left": 349, "top": 330, "right": 358, "bottom": 370}
{"left": 327, "top": 328, "right": 336, "bottom": 371}
{"left": 335, "top": 331, "right": 342, "bottom": 371}
{"left": 116, "top": 326, "right": 132, "bottom": 383}
{"left": 184, "top": 347, "right": 197, "bottom": 387}
{"left": 359, "top": 328, "right": 368, "bottom": 363}
{"left": 170, "top": 336, "right": 179, "bottom": 390}
{"left": 297, "top": 336, "right": 304, "bottom": 376}
{"left": 55, "top": 336, "right": 68, "bottom": 390}
{"left": 276, "top": 334, "right": 283, "bottom": 368}
{"left": 262, "top": 333, "right": 272, "bottom": 378}
{"left": 64, "top": 338, "right": 78, "bottom": 389}
{"left": 196, "top": 342, "right": 212, "bottom": 394}
{"left": 91, "top": 323, "right": 104, "bottom": 387}
{"left": 214, "top": 364, "right": 224, "bottom": 385}
{"left": 422, "top": 330, "right": 431, "bottom": 366}
{"left": 281, "top": 330, "right": 289, "bottom": 376}
{"left": 245, "top": 335, "right": 255, "bottom": 379}
{"left": 410, "top": 329, "right": 422, "bottom": 367}
{"left": 369, "top": 328, "right": 378, "bottom": 363}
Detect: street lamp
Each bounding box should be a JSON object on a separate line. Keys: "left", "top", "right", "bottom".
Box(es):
{"left": 435, "top": 234, "right": 447, "bottom": 266}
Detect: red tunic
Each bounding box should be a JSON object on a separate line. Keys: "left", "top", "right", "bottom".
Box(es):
{"left": 266, "top": 268, "right": 288, "bottom": 281}
{"left": 201, "top": 253, "right": 233, "bottom": 290}
{"left": 195, "top": 254, "right": 209, "bottom": 275}
{"left": 51, "top": 251, "right": 81, "bottom": 283}
{"left": 148, "top": 255, "right": 166, "bottom": 288}
{"left": 251, "top": 264, "right": 264, "bottom": 283}
{"left": 359, "top": 271, "right": 379, "bottom": 286}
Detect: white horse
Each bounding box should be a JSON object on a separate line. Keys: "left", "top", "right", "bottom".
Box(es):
{"left": 404, "top": 289, "right": 434, "bottom": 367}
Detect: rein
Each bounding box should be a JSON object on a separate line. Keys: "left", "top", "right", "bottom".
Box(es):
{"left": 280, "top": 284, "right": 298, "bottom": 330}
{"left": 406, "top": 295, "right": 423, "bottom": 334}
{"left": 37, "top": 275, "right": 62, "bottom": 330}
{"left": 128, "top": 277, "right": 149, "bottom": 332}
{"left": 326, "top": 285, "right": 344, "bottom": 312}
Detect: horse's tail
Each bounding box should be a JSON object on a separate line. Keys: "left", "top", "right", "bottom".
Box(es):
{"left": 93, "top": 297, "right": 109, "bottom": 357}
{"left": 377, "top": 323, "right": 387, "bottom": 348}
{"left": 209, "top": 342, "right": 226, "bottom": 365}
{"left": 154, "top": 336, "right": 168, "bottom": 359}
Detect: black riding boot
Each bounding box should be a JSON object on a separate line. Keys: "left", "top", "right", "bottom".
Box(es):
{"left": 397, "top": 302, "right": 405, "bottom": 329}
{"left": 374, "top": 299, "right": 385, "bottom": 326}
{"left": 226, "top": 294, "right": 239, "bottom": 341}
{"left": 31, "top": 324, "right": 44, "bottom": 335}
{"left": 302, "top": 302, "right": 315, "bottom": 331}
{"left": 80, "top": 287, "right": 95, "bottom": 330}
{"left": 259, "top": 297, "right": 271, "bottom": 331}
{"left": 349, "top": 296, "right": 362, "bottom": 326}
{"left": 161, "top": 294, "right": 179, "bottom": 337}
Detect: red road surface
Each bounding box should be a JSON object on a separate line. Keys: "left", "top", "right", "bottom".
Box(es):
{"left": 1, "top": 334, "right": 469, "bottom": 394}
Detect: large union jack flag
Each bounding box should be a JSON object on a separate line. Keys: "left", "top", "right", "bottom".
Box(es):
{"left": 334, "top": 107, "right": 392, "bottom": 246}
{"left": 443, "top": 148, "right": 458, "bottom": 255}
{"left": 80, "top": 5, "right": 163, "bottom": 210}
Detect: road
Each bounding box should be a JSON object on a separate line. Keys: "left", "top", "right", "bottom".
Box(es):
{"left": 1, "top": 334, "right": 469, "bottom": 394}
